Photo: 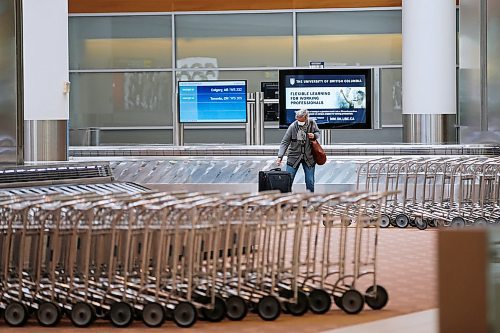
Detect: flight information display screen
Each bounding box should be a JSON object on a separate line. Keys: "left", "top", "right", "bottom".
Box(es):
{"left": 178, "top": 80, "right": 247, "bottom": 123}
{"left": 279, "top": 69, "right": 372, "bottom": 129}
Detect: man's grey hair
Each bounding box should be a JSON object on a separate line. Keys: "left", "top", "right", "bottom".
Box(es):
{"left": 295, "top": 109, "right": 309, "bottom": 118}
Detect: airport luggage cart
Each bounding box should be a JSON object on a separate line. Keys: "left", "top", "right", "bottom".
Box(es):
{"left": 445, "top": 157, "right": 500, "bottom": 226}
{"left": 357, "top": 157, "right": 420, "bottom": 228}
{"left": 476, "top": 159, "right": 500, "bottom": 223}
{"left": 406, "top": 156, "right": 465, "bottom": 228}
{"left": 0, "top": 190, "right": 393, "bottom": 328}
{"left": 192, "top": 192, "right": 322, "bottom": 321}
{"left": 101, "top": 192, "right": 241, "bottom": 328}
{"left": 357, "top": 156, "right": 500, "bottom": 229}
{"left": 204, "top": 193, "right": 310, "bottom": 321}
{"left": 383, "top": 157, "right": 459, "bottom": 229}
{"left": 356, "top": 157, "right": 397, "bottom": 191}
{"left": 0, "top": 193, "right": 111, "bottom": 327}
{"left": 0, "top": 198, "right": 45, "bottom": 327}
{"left": 0, "top": 191, "right": 163, "bottom": 327}
{"left": 331, "top": 192, "right": 390, "bottom": 314}
{"left": 292, "top": 192, "right": 358, "bottom": 314}
{"left": 280, "top": 192, "right": 391, "bottom": 315}
{"left": 409, "top": 157, "right": 488, "bottom": 228}
{"left": 204, "top": 192, "right": 288, "bottom": 321}
{"left": 248, "top": 193, "right": 314, "bottom": 320}
{"left": 95, "top": 193, "right": 223, "bottom": 328}
{"left": 483, "top": 158, "right": 500, "bottom": 223}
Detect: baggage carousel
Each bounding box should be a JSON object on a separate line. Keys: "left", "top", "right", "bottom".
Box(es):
{"left": 68, "top": 144, "right": 500, "bottom": 193}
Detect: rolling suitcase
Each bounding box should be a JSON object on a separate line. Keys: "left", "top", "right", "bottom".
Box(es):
{"left": 258, "top": 168, "right": 292, "bottom": 193}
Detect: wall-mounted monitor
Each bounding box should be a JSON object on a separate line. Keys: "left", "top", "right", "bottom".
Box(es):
{"left": 178, "top": 80, "right": 247, "bottom": 123}
{"left": 261, "top": 81, "right": 279, "bottom": 99}
{"left": 261, "top": 81, "right": 279, "bottom": 121}
{"left": 279, "top": 69, "right": 372, "bottom": 129}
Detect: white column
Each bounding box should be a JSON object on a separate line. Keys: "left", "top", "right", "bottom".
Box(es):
{"left": 23, "top": 0, "right": 69, "bottom": 121}
{"left": 402, "top": 0, "right": 456, "bottom": 143}
{"left": 23, "top": 0, "right": 69, "bottom": 160}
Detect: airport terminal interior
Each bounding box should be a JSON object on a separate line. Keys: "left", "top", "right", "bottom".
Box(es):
{"left": 0, "top": 0, "right": 499, "bottom": 332}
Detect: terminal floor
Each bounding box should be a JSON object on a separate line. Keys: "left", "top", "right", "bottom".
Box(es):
{"left": 1, "top": 228, "right": 437, "bottom": 333}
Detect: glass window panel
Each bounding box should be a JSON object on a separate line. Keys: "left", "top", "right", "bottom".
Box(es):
{"left": 380, "top": 68, "right": 402, "bottom": 126}
{"left": 297, "top": 11, "right": 402, "bottom": 66}
{"left": 184, "top": 128, "right": 246, "bottom": 145}
{"left": 265, "top": 128, "right": 287, "bottom": 144}
{"left": 176, "top": 13, "right": 293, "bottom": 68}
{"left": 100, "top": 130, "right": 173, "bottom": 145}
{"left": 69, "top": 16, "right": 172, "bottom": 69}
{"left": 175, "top": 69, "right": 278, "bottom": 93}
{"left": 298, "top": 11, "right": 401, "bottom": 35}
{"left": 69, "top": 72, "right": 173, "bottom": 128}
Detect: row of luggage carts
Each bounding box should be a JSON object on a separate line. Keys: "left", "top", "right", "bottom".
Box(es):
{"left": 356, "top": 156, "right": 500, "bottom": 229}
{"left": 0, "top": 190, "right": 392, "bottom": 328}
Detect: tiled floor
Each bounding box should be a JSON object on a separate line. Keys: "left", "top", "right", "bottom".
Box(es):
{"left": 0, "top": 228, "right": 438, "bottom": 332}
{"left": 324, "top": 309, "right": 438, "bottom": 333}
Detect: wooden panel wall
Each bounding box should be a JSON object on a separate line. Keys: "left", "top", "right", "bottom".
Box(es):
{"left": 438, "top": 229, "right": 488, "bottom": 333}
{"left": 69, "top": 0, "right": 460, "bottom": 14}
{"left": 69, "top": 0, "right": 404, "bottom": 14}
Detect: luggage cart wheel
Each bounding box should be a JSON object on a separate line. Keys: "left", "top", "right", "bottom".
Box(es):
{"left": 4, "top": 302, "right": 28, "bottom": 327}
{"left": 474, "top": 217, "right": 488, "bottom": 226}
{"left": 364, "top": 285, "right": 389, "bottom": 310}
{"left": 308, "top": 289, "right": 332, "bottom": 314}
{"left": 142, "top": 303, "right": 165, "bottom": 328}
{"left": 394, "top": 214, "right": 410, "bottom": 228}
{"left": 380, "top": 214, "right": 391, "bottom": 228}
{"left": 342, "top": 218, "right": 352, "bottom": 227}
{"left": 427, "top": 219, "right": 438, "bottom": 228}
{"left": 109, "top": 302, "right": 134, "bottom": 328}
{"left": 450, "top": 216, "right": 466, "bottom": 228}
{"left": 201, "top": 296, "right": 227, "bottom": 322}
{"left": 173, "top": 302, "right": 197, "bottom": 328}
{"left": 333, "top": 294, "right": 343, "bottom": 310}
{"left": 225, "top": 295, "right": 248, "bottom": 321}
{"left": 414, "top": 216, "right": 428, "bottom": 230}
{"left": 70, "top": 302, "right": 96, "bottom": 328}
{"left": 257, "top": 296, "right": 281, "bottom": 321}
{"left": 95, "top": 306, "right": 107, "bottom": 319}
{"left": 281, "top": 290, "right": 308, "bottom": 316}
{"left": 340, "top": 290, "right": 364, "bottom": 315}
{"left": 164, "top": 307, "right": 174, "bottom": 321}
{"left": 36, "top": 302, "right": 61, "bottom": 327}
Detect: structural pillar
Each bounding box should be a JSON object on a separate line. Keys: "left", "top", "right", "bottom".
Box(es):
{"left": 23, "top": 0, "right": 69, "bottom": 161}
{"left": 402, "top": 0, "right": 456, "bottom": 144}
{"left": 0, "top": 0, "right": 23, "bottom": 164}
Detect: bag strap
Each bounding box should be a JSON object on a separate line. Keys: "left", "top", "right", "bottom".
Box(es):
{"left": 307, "top": 119, "right": 317, "bottom": 141}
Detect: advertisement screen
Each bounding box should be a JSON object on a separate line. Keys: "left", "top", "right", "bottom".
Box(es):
{"left": 178, "top": 80, "right": 247, "bottom": 123}
{"left": 279, "top": 69, "right": 372, "bottom": 129}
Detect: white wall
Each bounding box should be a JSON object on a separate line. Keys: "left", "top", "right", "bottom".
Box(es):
{"left": 23, "top": 0, "right": 69, "bottom": 120}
